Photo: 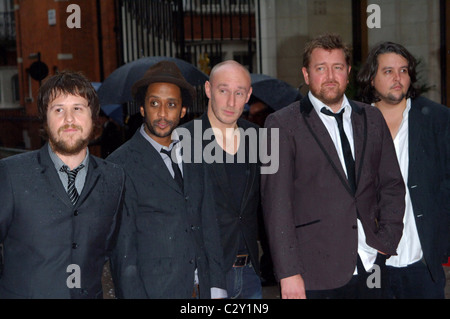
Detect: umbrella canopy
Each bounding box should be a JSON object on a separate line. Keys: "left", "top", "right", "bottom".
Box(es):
{"left": 250, "top": 73, "right": 302, "bottom": 111}
{"left": 92, "top": 82, "right": 124, "bottom": 126}
{"left": 97, "top": 56, "right": 209, "bottom": 106}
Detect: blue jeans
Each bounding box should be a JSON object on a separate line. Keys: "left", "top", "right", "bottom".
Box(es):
{"left": 225, "top": 262, "right": 262, "bottom": 299}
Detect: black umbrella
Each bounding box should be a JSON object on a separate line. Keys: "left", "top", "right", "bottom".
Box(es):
{"left": 250, "top": 73, "right": 302, "bottom": 110}
{"left": 97, "top": 56, "right": 209, "bottom": 106}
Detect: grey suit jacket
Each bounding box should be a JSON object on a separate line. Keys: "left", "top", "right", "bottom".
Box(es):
{"left": 107, "top": 129, "right": 225, "bottom": 299}
{"left": 261, "top": 95, "right": 405, "bottom": 290}
{"left": 0, "top": 144, "right": 124, "bottom": 298}
{"left": 407, "top": 96, "right": 450, "bottom": 282}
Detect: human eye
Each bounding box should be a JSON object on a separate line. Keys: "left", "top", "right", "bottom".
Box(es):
{"left": 149, "top": 100, "right": 160, "bottom": 107}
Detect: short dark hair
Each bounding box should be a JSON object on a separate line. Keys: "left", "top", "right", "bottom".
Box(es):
{"left": 37, "top": 70, "right": 100, "bottom": 123}
{"left": 303, "top": 33, "right": 352, "bottom": 69}
{"left": 357, "top": 41, "right": 419, "bottom": 104}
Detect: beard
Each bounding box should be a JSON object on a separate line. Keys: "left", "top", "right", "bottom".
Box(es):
{"left": 47, "top": 124, "right": 92, "bottom": 156}
{"left": 144, "top": 118, "right": 178, "bottom": 139}
{"left": 383, "top": 91, "right": 407, "bottom": 105}
{"left": 312, "top": 82, "right": 346, "bottom": 107}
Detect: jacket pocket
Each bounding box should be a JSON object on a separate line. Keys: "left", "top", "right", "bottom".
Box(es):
{"left": 295, "top": 219, "right": 321, "bottom": 228}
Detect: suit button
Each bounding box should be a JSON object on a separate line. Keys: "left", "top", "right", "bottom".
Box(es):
{"left": 74, "top": 210, "right": 79, "bottom": 216}
{"left": 72, "top": 243, "right": 78, "bottom": 249}
{"left": 352, "top": 225, "right": 357, "bottom": 230}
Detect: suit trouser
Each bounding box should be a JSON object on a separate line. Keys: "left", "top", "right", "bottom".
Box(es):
{"left": 383, "top": 259, "right": 446, "bottom": 299}
{"left": 306, "top": 253, "right": 387, "bottom": 299}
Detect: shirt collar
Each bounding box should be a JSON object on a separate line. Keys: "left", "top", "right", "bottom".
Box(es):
{"left": 47, "top": 143, "right": 89, "bottom": 171}
{"left": 371, "top": 98, "right": 411, "bottom": 118}
{"left": 139, "top": 124, "right": 180, "bottom": 152}
{"left": 309, "top": 91, "right": 352, "bottom": 116}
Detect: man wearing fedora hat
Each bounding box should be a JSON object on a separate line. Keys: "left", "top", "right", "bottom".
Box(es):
{"left": 107, "top": 61, "right": 226, "bottom": 299}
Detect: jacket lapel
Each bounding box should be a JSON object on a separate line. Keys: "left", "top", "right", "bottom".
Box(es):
{"left": 38, "top": 145, "right": 73, "bottom": 208}
{"left": 407, "top": 99, "right": 422, "bottom": 182}
{"left": 349, "top": 100, "right": 367, "bottom": 194}
{"left": 76, "top": 156, "right": 101, "bottom": 207}
{"left": 300, "top": 96, "right": 366, "bottom": 196}
{"left": 133, "top": 130, "right": 184, "bottom": 194}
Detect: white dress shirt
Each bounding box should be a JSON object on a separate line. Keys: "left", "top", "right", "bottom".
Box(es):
{"left": 310, "top": 92, "right": 378, "bottom": 274}
{"left": 382, "top": 99, "right": 423, "bottom": 267}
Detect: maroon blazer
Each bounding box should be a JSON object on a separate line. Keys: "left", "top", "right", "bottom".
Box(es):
{"left": 261, "top": 95, "right": 405, "bottom": 290}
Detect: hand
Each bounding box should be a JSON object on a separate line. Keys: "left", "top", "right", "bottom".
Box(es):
{"left": 280, "top": 274, "right": 306, "bottom": 299}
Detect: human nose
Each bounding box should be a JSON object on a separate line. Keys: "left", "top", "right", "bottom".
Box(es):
{"left": 392, "top": 70, "right": 402, "bottom": 82}
{"left": 227, "top": 94, "right": 236, "bottom": 107}
{"left": 64, "top": 109, "right": 75, "bottom": 123}
{"left": 157, "top": 105, "right": 167, "bottom": 118}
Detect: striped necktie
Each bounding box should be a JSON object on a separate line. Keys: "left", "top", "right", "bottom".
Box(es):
{"left": 60, "top": 164, "right": 85, "bottom": 205}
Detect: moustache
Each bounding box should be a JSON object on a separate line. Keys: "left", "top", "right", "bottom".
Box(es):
{"left": 58, "top": 124, "right": 83, "bottom": 133}
{"left": 390, "top": 83, "right": 403, "bottom": 89}
{"left": 322, "top": 81, "right": 339, "bottom": 86}
{"left": 153, "top": 119, "right": 174, "bottom": 126}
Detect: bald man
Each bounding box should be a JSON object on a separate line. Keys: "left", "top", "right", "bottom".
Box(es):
{"left": 182, "top": 61, "right": 263, "bottom": 299}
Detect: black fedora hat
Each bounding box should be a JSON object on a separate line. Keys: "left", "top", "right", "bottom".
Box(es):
{"left": 131, "top": 60, "right": 196, "bottom": 108}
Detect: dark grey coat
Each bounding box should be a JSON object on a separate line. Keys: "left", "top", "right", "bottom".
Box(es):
{"left": 0, "top": 145, "right": 124, "bottom": 298}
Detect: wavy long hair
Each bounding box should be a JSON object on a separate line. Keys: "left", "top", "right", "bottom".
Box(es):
{"left": 357, "top": 42, "right": 420, "bottom": 104}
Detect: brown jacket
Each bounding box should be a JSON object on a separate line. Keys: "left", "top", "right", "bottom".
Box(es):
{"left": 261, "top": 96, "right": 405, "bottom": 290}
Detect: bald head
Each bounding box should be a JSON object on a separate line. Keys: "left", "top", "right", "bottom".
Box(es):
{"left": 209, "top": 60, "right": 251, "bottom": 86}
{"left": 205, "top": 60, "right": 252, "bottom": 129}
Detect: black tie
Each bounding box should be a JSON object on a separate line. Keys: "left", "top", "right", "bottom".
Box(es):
{"left": 320, "top": 107, "right": 356, "bottom": 194}
{"left": 60, "top": 164, "right": 85, "bottom": 205}
{"left": 160, "top": 148, "right": 183, "bottom": 191}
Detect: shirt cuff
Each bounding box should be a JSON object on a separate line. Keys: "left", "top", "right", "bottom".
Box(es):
{"left": 211, "top": 287, "right": 228, "bottom": 299}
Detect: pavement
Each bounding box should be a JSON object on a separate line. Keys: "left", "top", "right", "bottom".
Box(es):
{"left": 102, "top": 261, "right": 450, "bottom": 299}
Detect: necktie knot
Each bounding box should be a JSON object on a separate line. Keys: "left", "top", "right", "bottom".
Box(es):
{"left": 60, "top": 164, "right": 84, "bottom": 180}
{"left": 321, "top": 107, "right": 345, "bottom": 125}
{"left": 60, "top": 164, "right": 84, "bottom": 205}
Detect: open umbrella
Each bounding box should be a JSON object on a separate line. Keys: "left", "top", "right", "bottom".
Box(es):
{"left": 250, "top": 73, "right": 302, "bottom": 111}
{"left": 97, "top": 56, "right": 209, "bottom": 106}
{"left": 92, "top": 82, "right": 124, "bottom": 126}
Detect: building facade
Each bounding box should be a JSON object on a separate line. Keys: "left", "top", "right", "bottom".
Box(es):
{"left": 0, "top": 0, "right": 448, "bottom": 152}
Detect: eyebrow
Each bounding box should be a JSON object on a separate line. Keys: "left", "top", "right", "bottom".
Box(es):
{"left": 381, "top": 65, "right": 409, "bottom": 70}
{"left": 49, "top": 103, "right": 87, "bottom": 107}
{"left": 217, "top": 83, "right": 248, "bottom": 91}
{"left": 313, "top": 62, "right": 345, "bottom": 67}
{"left": 147, "top": 94, "right": 180, "bottom": 101}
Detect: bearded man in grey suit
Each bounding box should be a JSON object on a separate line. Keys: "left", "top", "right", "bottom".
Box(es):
{"left": 261, "top": 34, "right": 406, "bottom": 299}
{"left": 0, "top": 71, "right": 125, "bottom": 298}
